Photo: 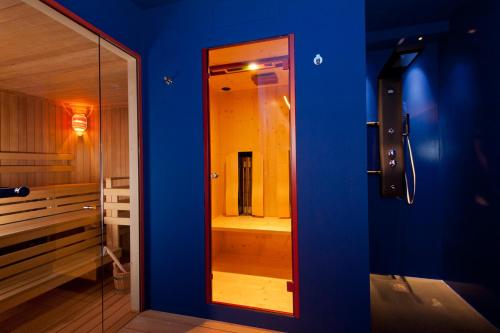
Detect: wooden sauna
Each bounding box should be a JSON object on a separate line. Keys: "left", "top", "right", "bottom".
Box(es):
{"left": 207, "top": 36, "right": 297, "bottom": 314}
{"left": 0, "top": 1, "right": 140, "bottom": 331}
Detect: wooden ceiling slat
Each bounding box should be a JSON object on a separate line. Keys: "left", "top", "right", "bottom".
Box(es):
{"left": 0, "top": 2, "right": 128, "bottom": 107}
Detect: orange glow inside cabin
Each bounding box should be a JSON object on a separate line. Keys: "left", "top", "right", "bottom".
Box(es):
{"left": 208, "top": 37, "right": 295, "bottom": 314}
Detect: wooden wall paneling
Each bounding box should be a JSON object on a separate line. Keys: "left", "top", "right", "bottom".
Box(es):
{"left": 225, "top": 153, "right": 238, "bottom": 216}
{"left": 252, "top": 151, "right": 264, "bottom": 217}
{"left": 25, "top": 94, "right": 35, "bottom": 186}
{"left": 122, "top": 107, "right": 129, "bottom": 177}
{"left": 101, "top": 106, "right": 129, "bottom": 183}
{"left": 212, "top": 231, "right": 292, "bottom": 279}
{"left": 10, "top": 92, "right": 19, "bottom": 187}
{"left": 54, "top": 103, "right": 62, "bottom": 184}
{"left": 1, "top": 92, "right": 10, "bottom": 187}
{"left": 42, "top": 99, "right": 49, "bottom": 183}
{"left": 276, "top": 150, "right": 290, "bottom": 218}
{"left": 210, "top": 84, "right": 290, "bottom": 218}
{"left": 17, "top": 94, "right": 27, "bottom": 187}
{"left": 0, "top": 90, "right": 104, "bottom": 187}
{"left": 34, "top": 97, "right": 43, "bottom": 185}
{"left": 112, "top": 108, "right": 121, "bottom": 177}
{"left": 209, "top": 95, "right": 223, "bottom": 219}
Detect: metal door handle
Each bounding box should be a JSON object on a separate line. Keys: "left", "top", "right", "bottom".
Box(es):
{"left": 210, "top": 172, "right": 219, "bottom": 179}
{"left": 83, "top": 205, "right": 97, "bottom": 210}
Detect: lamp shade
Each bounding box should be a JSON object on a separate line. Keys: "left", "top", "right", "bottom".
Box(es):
{"left": 72, "top": 113, "right": 87, "bottom": 136}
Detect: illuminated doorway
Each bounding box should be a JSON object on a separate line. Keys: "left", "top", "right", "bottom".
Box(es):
{"left": 204, "top": 35, "right": 298, "bottom": 315}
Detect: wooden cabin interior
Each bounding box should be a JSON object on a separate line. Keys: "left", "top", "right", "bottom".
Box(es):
{"left": 208, "top": 37, "right": 294, "bottom": 313}
{"left": 0, "top": 1, "right": 139, "bottom": 331}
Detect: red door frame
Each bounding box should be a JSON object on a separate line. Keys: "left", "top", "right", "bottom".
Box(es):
{"left": 203, "top": 34, "right": 300, "bottom": 318}
{"left": 39, "top": 0, "right": 146, "bottom": 311}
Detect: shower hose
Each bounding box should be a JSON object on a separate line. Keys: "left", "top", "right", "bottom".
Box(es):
{"left": 404, "top": 133, "right": 416, "bottom": 205}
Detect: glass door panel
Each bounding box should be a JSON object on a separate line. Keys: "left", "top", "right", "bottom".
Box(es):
{"left": 0, "top": 1, "right": 104, "bottom": 330}
{"left": 99, "top": 38, "right": 140, "bottom": 328}
{"left": 207, "top": 36, "right": 296, "bottom": 314}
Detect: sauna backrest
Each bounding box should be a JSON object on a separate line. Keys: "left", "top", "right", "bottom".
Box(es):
{"left": 0, "top": 183, "right": 100, "bottom": 226}
{"left": 103, "top": 177, "right": 131, "bottom": 227}
{"left": 0, "top": 152, "right": 73, "bottom": 174}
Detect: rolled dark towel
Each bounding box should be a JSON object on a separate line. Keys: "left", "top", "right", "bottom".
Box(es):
{"left": 0, "top": 186, "right": 30, "bottom": 198}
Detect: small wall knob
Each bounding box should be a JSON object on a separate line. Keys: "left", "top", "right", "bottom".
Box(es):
{"left": 388, "top": 149, "right": 397, "bottom": 159}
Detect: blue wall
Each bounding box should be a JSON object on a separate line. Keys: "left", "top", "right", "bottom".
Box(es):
{"left": 55, "top": 0, "right": 142, "bottom": 53}
{"left": 367, "top": 0, "right": 500, "bottom": 327}
{"left": 367, "top": 42, "right": 444, "bottom": 278}
{"left": 52, "top": 0, "right": 369, "bottom": 331}
{"left": 439, "top": 1, "right": 500, "bottom": 327}
{"left": 140, "top": 0, "right": 369, "bottom": 332}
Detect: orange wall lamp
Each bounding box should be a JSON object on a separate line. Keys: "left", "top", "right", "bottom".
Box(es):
{"left": 71, "top": 113, "right": 87, "bottom": 136}
{"left": 65, "top": 103, "right": 91, "bottom": 136}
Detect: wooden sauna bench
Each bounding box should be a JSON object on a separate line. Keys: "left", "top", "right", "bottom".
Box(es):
{"left": 211, "top": 216, "right": 291, "bottom": 234}
{"left": 0, "top": 183, "right": 116, "bottom": 313}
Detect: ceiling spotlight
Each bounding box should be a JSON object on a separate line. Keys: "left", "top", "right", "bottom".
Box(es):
{"left": 468, "top": 28, "right": 478, "bottom": 34}
{"left": 418, "top": 36, "right": 424, "bottom": 41}
{"left": 247, "top": 63, "right": 259, "bottom": 71}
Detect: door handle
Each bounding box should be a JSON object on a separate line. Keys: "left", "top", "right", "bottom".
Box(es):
{"left": 210, "top": 172, "right": 219, "bottom": 179}
{"left": 82, "top": 205, "right": 97, "bottom": 210}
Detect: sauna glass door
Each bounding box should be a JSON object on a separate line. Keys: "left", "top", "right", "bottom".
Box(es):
{"left": 0, "top": 0, "right": 105, "bottom": 330}
{"left": 99, "top": 38, "right": 141, "bottom": 324}
{"left": 207, "top": 36, "right": 297, "bottom": 314}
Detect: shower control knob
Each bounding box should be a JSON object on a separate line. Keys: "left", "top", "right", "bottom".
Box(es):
{"left": 389, "top": 160, "right": 397, "bottom": 168}
{"left": 388, "top": 149, "right": 397, "bottom": 159}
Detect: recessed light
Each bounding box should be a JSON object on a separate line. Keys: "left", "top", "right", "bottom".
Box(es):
{"left": 418, "top": 36, "right": 424, "bottom": 41}
{"left": 247, "top": 63, "right": 259, "bottom": 71}
{"left": 468, "top": 28, "right": 478, "bottom": 34}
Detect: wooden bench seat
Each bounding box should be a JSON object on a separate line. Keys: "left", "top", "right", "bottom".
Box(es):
{"left": 0, "top": 183, "right": 116, "bottom": 314}
{"left": 0, "top": 210, "right": 100, "bottom": 248}
{"left": 0, "top": 246, "right": 115, "bottom": 313}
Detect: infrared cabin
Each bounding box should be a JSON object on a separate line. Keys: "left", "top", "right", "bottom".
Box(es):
{"left": 207, "top": 37, "right": 296, "bottom": 314}
{"left": 0, "top": 1, "right": 141, "bottom": 330}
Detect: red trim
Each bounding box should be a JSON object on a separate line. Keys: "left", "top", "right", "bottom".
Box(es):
{"left": 202, "top": 49, "right": 212, "bottom": 304}
{"left": 288, "top": 33, "right": 300, "bottom": 318}
{"left": 38, "top": 0, "right": 145, "bottom": 311}
{"left": 203, "top": 34, "right": 299, "bottom": 317}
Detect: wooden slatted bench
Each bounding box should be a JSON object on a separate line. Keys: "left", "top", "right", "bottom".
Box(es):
{"left": 0, "top": 183, "right": 116, "bottom": 313}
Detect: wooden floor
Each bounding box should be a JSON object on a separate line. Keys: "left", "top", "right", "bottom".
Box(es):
{"left": 0, "top": 278, "right": 137, "bottom": 333}
{"left": 212, "top": 271, "right": 293, "bottom": 313}
{"left": 371, "top": 274, "right": 499, "bottom": 333}
{"left": 119, "top": 310, "right": 279, "bottom": 333}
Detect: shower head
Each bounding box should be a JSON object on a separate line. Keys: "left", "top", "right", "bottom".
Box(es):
{"left": 379, "top": 44, "right": 425, "bottom": 79}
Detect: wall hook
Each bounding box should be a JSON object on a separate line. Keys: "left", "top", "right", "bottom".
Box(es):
{"left": 163, "top": 76, "right": 174, "bottom": 85}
